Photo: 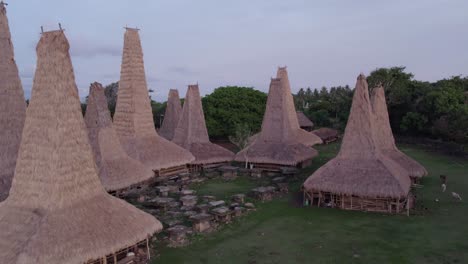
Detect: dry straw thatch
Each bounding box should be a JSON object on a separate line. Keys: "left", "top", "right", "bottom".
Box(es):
{"left": 84, "top": 82, "right": 155, "bottom": 191}
{"left": 0, "top": 2, "right": 26, "bottom": 201}
{"left": 113, "top": 28, "right": 194, "bottom": 170}
{"left": 304, "top": 74, "right": 411, "bottom": 199}
{"left": 0, "top": 30, "right": 162, "bottom": 264}
{"left": 371, "top": 86, "right": 427, "bottom": 179}
{"left": 235, "top": 67, "right": 320, "bottom": 166}
{"left": 159, "top": 89, "right": 182, "bottom": 140}
{"left": 296, "top": 111, "right": 314, "bottom": 130}
{"left": 172, "top": 84, "right": 235, "bottom": 165}
{"left": 312, "top": 127, "right": 339, "bottom": 143}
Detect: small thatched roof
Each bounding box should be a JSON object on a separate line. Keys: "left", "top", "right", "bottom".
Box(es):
{"left": 304, "top": 74, "right": 411, "bottom": 199}
{"left": 113, "top": 28, "right": 194, "bottom": 170}
{"left": 0, "top": 2, "right": 26, "bottom": 201}
{"left": 371, "top": 86, "right": 427, "bottom": 178}
{"left": 159, "top": 89, "right": 181, "bottom": 140}
{"left": 297, "top": 111, "right": 314, "bottom": 128}
{"left": 173, "top": 84, "right": 234, "bottom": 164}
{"left": 0, "top": 30, "right": 162, "bottom": 263}
{"left": 235, "top": 73, "right": 318, "bottom": 166}
{"left": 84, "top": 82, "right": 155, "bottom": 191}
{"left": 312, "top": 127, "right": 339, "bottom": 141}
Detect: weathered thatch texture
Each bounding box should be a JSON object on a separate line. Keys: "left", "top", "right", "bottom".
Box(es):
{"left": 159, "top": 89, "right": 181, "bottom": 140}
{"left": 0, "top": 2, "right": 26, "bottom": 201}
{"left": 113, "top": 28, "right": 194, "bottom": 170}
{"left": 85, "top": 82, "right": 154, "bottom": 191}
{"left": 296, "top": 111, "right": 314, "bottom": 129}
{"left": 312, "top": 127, "right": 339, "bottom": 142}
{"left": 0, "top": 30, "right": 162, "bottom": 264}
{"left": 371, "top": 86, "right": 427, "bottom": 179}
{"left": 304, "top": 74, "right": 411, "bottom": 198}
{"left": 173, "top": 84, "right": 234, "bottom": 164}
{"left": 235, "top": 76, "right": 318, "bottom": 166}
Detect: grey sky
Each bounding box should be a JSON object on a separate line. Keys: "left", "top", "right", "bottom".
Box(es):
{"left": 7, "top": 0, "right": 468, "bottom": 101}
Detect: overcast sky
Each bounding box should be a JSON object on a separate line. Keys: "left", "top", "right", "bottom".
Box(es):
{"left": 6, "top": 0, "right": 468, "bottom": 101}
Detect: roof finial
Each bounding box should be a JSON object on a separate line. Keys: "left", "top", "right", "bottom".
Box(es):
{"left": 40, "top": 26, "right": 44, "bottom": 34}
{"left": 58, "top": 23, "right": 62, "bottom": 30}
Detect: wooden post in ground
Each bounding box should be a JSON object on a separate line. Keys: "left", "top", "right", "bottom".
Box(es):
{"left": 147, "top": 237, "right": 150, "bottom": 260}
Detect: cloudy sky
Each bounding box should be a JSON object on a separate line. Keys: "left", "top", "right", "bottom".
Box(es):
{"left": 6, "top": 0, "right": 468, "bottom": 101}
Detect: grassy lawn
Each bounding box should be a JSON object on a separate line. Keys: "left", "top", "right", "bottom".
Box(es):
{"left": 153, "top": 142, "right": 468, "bottom": 264}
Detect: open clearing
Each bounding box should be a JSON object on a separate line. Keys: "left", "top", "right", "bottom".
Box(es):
{"left": 153, "top": 142, "right": 468, "bottom": 264}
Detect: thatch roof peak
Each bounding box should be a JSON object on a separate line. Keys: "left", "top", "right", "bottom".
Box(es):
{"left": 0, "top": 1, "right": 26, "bottom": 201}
{"left": 0, "top": 2, "right": 6, "bottom": 15}
{"left": 113, "top": 28, "right": 194, "bottom": 169}
{"left": 159, "top": 89, "right": 182, "bottom": 140}
{"left": 371, "top": 85, "right": 427, "bottom": 178}
{"left": 304, "top": 74, "right": 411, "bottom": 199}
{"left": 173, "top": 84, "right": 234, "bottom": 164}
{"left": 85, "top": 82, "right": 155, "bottom": 191}
{"left": 0, "top": 30, "right": 161, "bottom": 263}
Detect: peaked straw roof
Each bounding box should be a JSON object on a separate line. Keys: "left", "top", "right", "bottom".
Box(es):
{"left": 85, "top": 82, "right": 155, "bottom": 191}
{"left": 304, "top": 74, "right": 411, "bottom": 198}
{"left": 172, "top": 84, "right": 234, "bottom": 164}
{"left": 312, "top": 127, "right": 339, "bottom": 141}
{"left": 371, "top": 86, "right": 427, "bottom": 178}
{"left": 0, "top": 30, "right": 162, "bottom": 264}
{"left": 235, "top": 71, "right": 319, "bottom": 166}
{"left": 159, "top": 89, "right": 182, "bottom": 140}
{"left": 296, "top": 111, "right": 314, "bottom": 128}
{"left": 0, "top": 2, "right": 26, "bottom": 201}
{"left": 113, "top": 28, "right": 194, "bottom": 169}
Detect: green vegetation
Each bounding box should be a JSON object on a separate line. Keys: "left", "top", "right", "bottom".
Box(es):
{"left": 154, "top": 143, "right": 468, "bottom": 264}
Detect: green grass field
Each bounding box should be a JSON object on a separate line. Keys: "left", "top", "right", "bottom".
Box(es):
{"left": 153, "top": 143, "right": 468, "bottom": 264}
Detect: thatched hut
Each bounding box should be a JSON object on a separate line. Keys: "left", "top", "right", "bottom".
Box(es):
{"left": 159, "top": 89, "right": 181, "bottom": 140}
{"left": 0, "top": 29, "right": 162, "bottom": 264}
{"left": 235, "top": 68, "right": 320, "bottom": 171}
{"left": 371, "top": 86, "right": 427, "bottom": 182}
{"left": 0, "top": 2, "right": 26, "bottom": 202}
{"left": 312, "top": 127, "right": 340, "bottom": 144}
{"left": 303, "top": 74, "right": 412, "bottom": 214}
{"left": 296, "top": 111, "right": 314, "bottom": 131}
{"left": 113, "top": 28, "right": 194, "bottom": 177}
{"left": 84, "top": 82, "right": 155, "bottom": 193}
{"left": 172, "top": 84, "right": 234, "bottom": 170}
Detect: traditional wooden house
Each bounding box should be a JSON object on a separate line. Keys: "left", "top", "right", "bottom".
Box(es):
{"left": 235, "top": 67, "right": 321, "bottom": 171}
{"left": 371, "top": 86, "right": 427, "bottom": 182}
{"left": 173, "top": 84, "right": 234, "bottom": 171}
{"left": 0, "top": 2, "right": 26, "bottom": 201}
{"left": 0, "top": 29, "right": 162, "bottom": 263}
{"left": 312, "top": 127, "right": 340, "bottom": 144}
{"left": 296, "top": 111, "right": 314, "bottom": 131}
{"left": 84, "top": 82, "right": 155, "bottom": 193}
{"left": 113, "top": 28, "right": 194, "bottom": 177}
{"left": 303, "top": 74, "right": 412, "bottom": 214}
{"left": 159, "top": 89, "right": 182, "bottom": 140}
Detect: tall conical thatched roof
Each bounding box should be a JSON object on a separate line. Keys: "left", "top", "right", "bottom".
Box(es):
{"left": 0, "top": 30, "right": 162, "bottom": 264}
{"left": 113, "top": 28, "right": 194, "bottom": 170}
{"left": 173, "top": 84, "right": 234, "bottom": 164}
{"left": 159, "top": 89, "right": 182, "bottom": 140}
{"left": 85, "top": 82, "right": 155, "bottom": 191}
{"left": 303, "top": 74, "right": 411, "bottom": 198}
{"left": 0, "top": 2, "right": 26, "bottom": 201}
{"left": 235, "top": 76, "right": 318, "bottom": 166}
{"left": 371, "top": 86, "right": 427, "bottom": 178}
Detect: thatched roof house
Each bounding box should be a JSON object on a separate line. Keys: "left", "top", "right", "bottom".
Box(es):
{"left": 235, "top": 69, "right": 320, "bottom": 169}
{"left": 303, "top": 74, "right": 412, "bottom": 214}
{"left": 172, "top": 84, "right": 234, "bottom": 168}
{"left": 84, "top": 82, "right": 155, "bottom": 192}
{"left": 296, "top": 111, "right": 314, "bottom": 131}
{"left": 159, "top": 89, "right": 182, "bottom": 140}
{"left": 0, "top": 29, "right": 162, "bottom": 264}
{"left": 371, "top": 86, "right": 427, "bottom": 181}
{"left": 312, "top": 127, "right": 339, "bottom": 144}
{"left": 113, "top": 28, "right": 194, "bottom": 175}
{"left": 0, "top": 2, "right": 26, "bottom": 201}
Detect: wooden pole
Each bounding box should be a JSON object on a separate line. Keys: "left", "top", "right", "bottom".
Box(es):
{"left": 147, "top": 237, "right": 150, "bottom": 260}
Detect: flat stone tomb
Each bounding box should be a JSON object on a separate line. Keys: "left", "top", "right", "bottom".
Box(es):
{"left": 180, "top": 195, "right": 198, "bottom": 207}
{"left": 219, "top": 165, "right": 239, "bottom": 180}
{"left": 211, "top": 206, "right": 232, "bottom": 223}
{"left": 189, "top": 213, "right": 212, "bottom": 233}
{"left": 231, "top": 194, "right": 246, "bottom": 204}
{"left": 156, "top": 186, "right": 170, "bottom": 197}
{"left": 251, "top": 186, "right": 276, "bottom": 202}
{"left": 166, "top": 225, "right": 190, "bottom": 247}
{"left": 209, "top": 200, "right": 226, "bottom": 207}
